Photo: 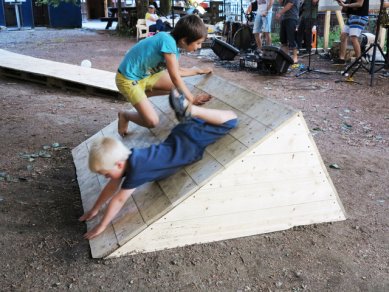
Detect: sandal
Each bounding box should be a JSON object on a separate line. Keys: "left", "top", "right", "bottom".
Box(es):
{"left": 169, "top": 89, "right": 191, "bottom": 122}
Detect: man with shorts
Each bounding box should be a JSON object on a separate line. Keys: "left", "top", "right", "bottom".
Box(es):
{"left": 276, "top": 0, "right": 300, "bottom": 63}
{"left": 252, "top": 0, "right": 275, "bottom": 51}
{"left": 333, "top": 0, "right": 369, "bottom": 64}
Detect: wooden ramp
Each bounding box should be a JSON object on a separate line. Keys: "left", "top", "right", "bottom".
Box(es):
{"left": 72, "top": 74, "right": 346, "bottom": 258}
{"left": 0, "top": 49, "right": 119, "bottom": 97}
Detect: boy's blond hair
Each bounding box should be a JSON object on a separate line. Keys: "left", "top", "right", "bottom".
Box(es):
{"left": 88, "top": 137, "right": 131, "bottom": 172}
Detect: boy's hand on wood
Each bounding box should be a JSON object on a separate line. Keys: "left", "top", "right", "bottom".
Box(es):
{"left": 193, "top": 93, "right": 212, "bottom": 105}
{"left": 79, "top": 209, "right": 99, "bottom": 222}
{"left": 83, "top": 223, "right": 107, "bottom": 240}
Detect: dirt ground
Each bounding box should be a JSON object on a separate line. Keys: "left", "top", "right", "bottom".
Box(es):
{"left": 0, "top": 27, "right": 388, "bottom": 291}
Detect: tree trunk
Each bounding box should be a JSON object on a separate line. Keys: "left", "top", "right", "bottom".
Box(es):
{"left": 117, "top": 0, "right": 122, "bottom": 29}
{"left": 159, "top": 0, "right": 172, "bottom": 16}
{"left": 136, "top": 0, "right": 148, "bottom": 20}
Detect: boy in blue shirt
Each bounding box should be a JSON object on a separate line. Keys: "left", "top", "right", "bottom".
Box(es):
{"left": 116, "top": 15, "right": 213, "bottom": 137}
{"left": 79, "top": 90, "right": 238, "bottom": 239}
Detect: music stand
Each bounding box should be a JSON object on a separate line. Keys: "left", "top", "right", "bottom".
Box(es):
{"left": 296, "top": 0, "right": 328, "bottom": 77}
{"left": 341, "top": 0, "right": 388, "bottom": 86}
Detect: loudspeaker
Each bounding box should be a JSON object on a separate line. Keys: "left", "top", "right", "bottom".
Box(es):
{"left": 211, "top": 38, "right": 240, "bottom": 61}
{"left": 261, "top": 46, "right": 294, "bottom": 74}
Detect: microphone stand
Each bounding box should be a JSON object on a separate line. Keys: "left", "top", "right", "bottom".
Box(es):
{"left": 341, "top": 0, "right": 388, "bottom": 86}
{"left": 296, "top": 0, "right": 328, "bottom": 77}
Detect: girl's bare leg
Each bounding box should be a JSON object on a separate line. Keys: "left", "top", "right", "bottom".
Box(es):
{"left": 118, "top": 98, "right": 159, "bottom": 137}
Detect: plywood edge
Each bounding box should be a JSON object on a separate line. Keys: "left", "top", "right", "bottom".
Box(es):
{"left": 295, "top": 112, "right": 347, "bottom": 219}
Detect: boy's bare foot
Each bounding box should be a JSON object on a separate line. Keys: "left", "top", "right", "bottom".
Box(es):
{"left": 118, "top": 111, "right": 129, "bottom": 137}
{"left": 193, "top": 93, "right": 212, "bottom": 105}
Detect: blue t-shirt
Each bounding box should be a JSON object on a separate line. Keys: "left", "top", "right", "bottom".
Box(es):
{"left": 121, "top": 118, "right": 238, "bottom": 189}
{"left": 118, "top": 32, "right": 180, "bottom": 81}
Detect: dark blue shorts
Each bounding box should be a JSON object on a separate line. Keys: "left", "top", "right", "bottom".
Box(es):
{"left": 280, "top": 18, "right": 298, "bottom": 49}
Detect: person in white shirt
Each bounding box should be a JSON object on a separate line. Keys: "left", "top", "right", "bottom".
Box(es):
{"left": 252, "top": 0, "right": 275, "bottom": 51}
{"left": 145, "top": 4, "right": 167, "bottom": 32}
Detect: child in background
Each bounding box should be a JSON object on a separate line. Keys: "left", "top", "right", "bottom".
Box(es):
{"left": 79, "top": 90, "right": 238, "bottom": 239}
{"left": 116, "top": 15, "right": 213, "bottom": 137}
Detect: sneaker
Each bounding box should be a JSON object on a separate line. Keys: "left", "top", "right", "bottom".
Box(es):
{"left": 382, "top": 71, "right": 389, "bottom": 77}
{"left": 332, "top": 58, "right": 346, "bottom": 65}
{"left": 168, "top": 89, "right": 191, "bottom": 122}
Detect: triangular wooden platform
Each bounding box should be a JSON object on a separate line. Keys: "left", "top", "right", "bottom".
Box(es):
{"left": 72, "top": 74, "right": 346, "bottom": 258}
{"left": 0, "top": 49, "right": 346, "bottom": 258}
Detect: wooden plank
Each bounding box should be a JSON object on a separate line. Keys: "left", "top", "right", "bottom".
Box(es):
{"left": 157, "top": 169, "right": 199, "bottom": 207}
{"left": 186, "top": 75, "right": 260, "bottom": 110}
{"left": 107, "top": 199, "right": 345, "bottom": 257}
{"left": 132, "top": 182, "right": 173, "bottom": 225}
{"left": 245, "top": 99, "right": 294, "bottom": 129}
{"left": 88, "top": 224, "right": 119, "bottom": 258}
{"left": 205, "top": 134, "right": 247, "bottom": 166}
{"left": 324, "top": 11, "right": 331, "bottom": 50}
{"left": 0, "top": 49, "right": 117, "bottom": 92}
{"left": 198, "top": 152, "right": 322, "bottom": 188}
{"left": 111, "top": 195, "right": 146, "bottom": 246}
{"left": 161, "top": 176, "right": 336, "bottom": 222}
{"left": 184, "top": 151, "right": 224, "bottom": 185}
{"left": 335, "top": 10, "right": 345, "bottom": 31}
{"left": 230, "top": 113, "right": 272, "bottom": 147}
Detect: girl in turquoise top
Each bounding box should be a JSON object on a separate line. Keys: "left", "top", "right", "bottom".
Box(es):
{"left": 116, "top": 15, "right": 212, "bottom": 137}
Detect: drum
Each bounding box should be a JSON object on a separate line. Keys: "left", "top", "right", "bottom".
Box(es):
{"left": 247, "top": 11, "right": 257, "bottom": 23}
{"left": 224, "top": 21, "right": 243, "bottom": 44}
{"left": 232, "top": 25, "right": 256, "bottom": 50}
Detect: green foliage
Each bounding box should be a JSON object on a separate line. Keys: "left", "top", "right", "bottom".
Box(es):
{"left": 317, "top": 26, "right": 341, "bottom": 49}
{"left": 35, "top": 0, "right": 79, "bottom": 8}
{"left": 270, "top": 32, "right": 280, "bottom": 44}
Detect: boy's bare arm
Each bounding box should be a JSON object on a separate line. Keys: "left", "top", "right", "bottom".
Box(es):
{"left": 79, "top": 177, "right": 122, "bottom": 222}
{"left": 83, "top": 188, "right": 135, "bottom": 239}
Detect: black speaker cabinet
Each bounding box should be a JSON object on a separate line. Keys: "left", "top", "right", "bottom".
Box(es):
{"left": 261, "top": 46, "right": 294, "bottom": 74}
{"left": 211, "top": 38, "right": 239, "bottom": 61}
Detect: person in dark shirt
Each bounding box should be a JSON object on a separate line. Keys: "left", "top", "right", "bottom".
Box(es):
{"left": 79, "top": 90, "right": 238, "bottom": 239}
{"left": 333, "top": 0, "right": 369, "bottom": 64}
{"left": 297, "top": 0, "right": 320, "bottom": 53}
{"left": 276, "top": 0, "right": 300, "bottom": 63}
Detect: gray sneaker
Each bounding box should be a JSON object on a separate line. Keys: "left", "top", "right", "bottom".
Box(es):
{"left": 168, "top": 89, "right": 191, "bottom": 122}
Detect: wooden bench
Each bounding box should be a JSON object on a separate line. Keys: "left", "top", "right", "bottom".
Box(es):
{"left": 100, "top": 17, "right": 118, "bottom": 29}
